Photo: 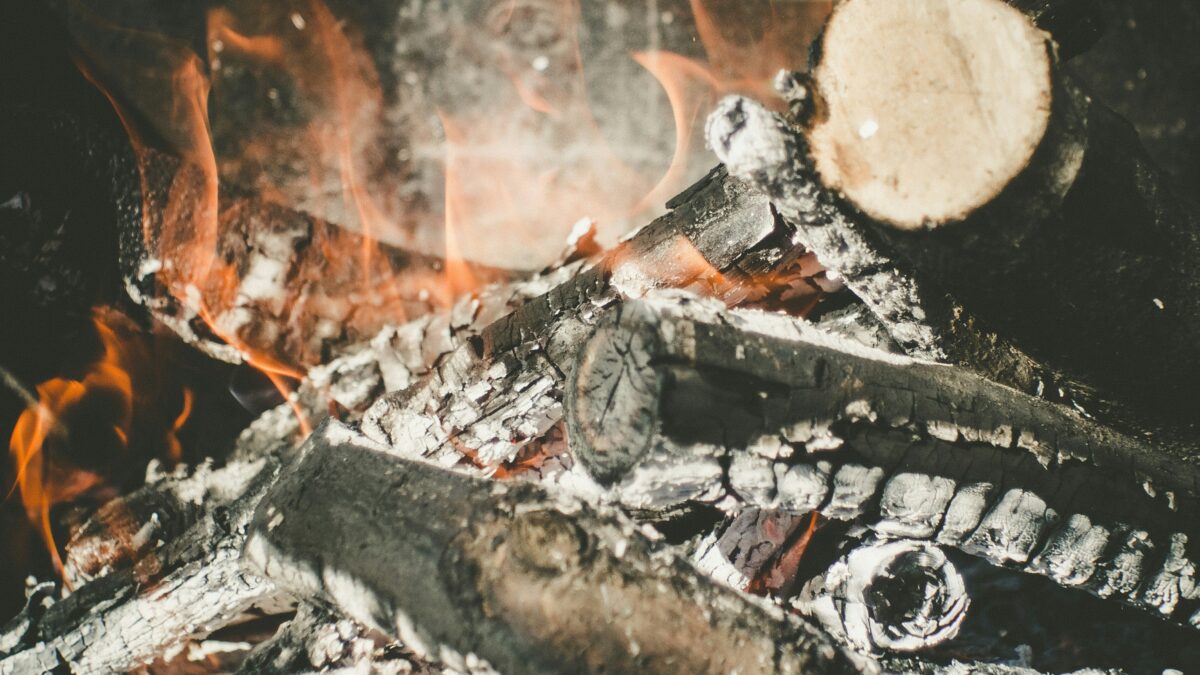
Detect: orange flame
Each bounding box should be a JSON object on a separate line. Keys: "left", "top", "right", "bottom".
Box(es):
{"left": 6, "top": 311, "right": 189, "bottom": 578}
{"left": 62, "top": 0, "right": 829, "bottom": 437}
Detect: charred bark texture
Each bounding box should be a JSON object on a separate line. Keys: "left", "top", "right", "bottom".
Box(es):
{"left": 564, "top": 296, "right": 1200, "bottom": 624}
{"left": 0, "top": 455, "right": 283, "bottom": 674}
{"left": 245, "top": 420, "right": 860, "bottom": 675}
{"left": 361, "top": 166, "right": 813, "bottom": 468}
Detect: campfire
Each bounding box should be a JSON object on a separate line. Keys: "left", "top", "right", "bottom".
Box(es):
{"left": 3, "top": 0, "right": 1200, "bottom": 672}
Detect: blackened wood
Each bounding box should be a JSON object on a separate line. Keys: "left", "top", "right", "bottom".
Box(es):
{"left": 244, "top": 421, "right": 861, "bottom": 675}
{"left": 564, "top": 296, "right": 1200, "bottom": 624}
{"left": 360, "top": 166, "right": 811, "bottom": 469}
{"left": 566, "top": 295, "right": 1198, "bottom": 518}
{"left": 0, "top": 454, "right": 284, "bottom": 674}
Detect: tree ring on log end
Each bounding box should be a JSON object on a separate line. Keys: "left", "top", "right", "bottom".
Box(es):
{"left": 566, "top": 321, "right": 665, "bottom": 486}
{"left": 799, "top": 539, "right": 969, "bottom": 653}
{"left": 806, "top": 0, "right": 1053, "bottom": 230}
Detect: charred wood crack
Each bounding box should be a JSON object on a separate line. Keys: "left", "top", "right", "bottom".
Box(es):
{"left": 565, "top": 296, "right": 1200, "bottom": 626}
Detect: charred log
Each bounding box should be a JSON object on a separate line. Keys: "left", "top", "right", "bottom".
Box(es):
{"left": 0, "top": 453, "right": 284, "bottom": 674}
{"left": 796, "top": 539, "right": 969, "bottom": 654}
{"left": 244, "top": 420, "right": 862, "bottom": 675}
{"left": 564, "top": 295, "right": 1200, "bottom": 624}
{"left": 360, "top": 165, "right": 816, "bottom": 469}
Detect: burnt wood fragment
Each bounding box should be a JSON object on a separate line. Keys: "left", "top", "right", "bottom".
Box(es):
{"left": 245, "top": 420, "right": 861, "bottom": 675}
{"left": 564, "top": 296, "right": 1200, "bottom": 625}
{"left": 360, "top": 165, "right": 813, "bottom": 469}
{"left": 796, "top": 539, "right": 969, "bottom": 654}
{"left": 0, "top": 451, "right": 284, "bottom": 674}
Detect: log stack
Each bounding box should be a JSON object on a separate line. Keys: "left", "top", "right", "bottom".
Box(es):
{"left": 5, "top": 0, "right": 1200, "bottom": 672}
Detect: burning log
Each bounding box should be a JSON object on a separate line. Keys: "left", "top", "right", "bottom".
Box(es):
{"left": 564, "top": 295, "right": 1200, "bottom": 624}
{"left": 244, "top": 420, "right": 863, "bottom": 675}
{"left": 361, "top": 165, "right": 817, "bottom": 469}
{"left": 709, "top": 0, "right": 1200, "bottom": 435}
{"left": 11, "top": 162, "right": 812, "bottom": 672}
{"left": 0, "top": 452, "right": 284, "bottom": 674}
{"left": 122, "top": 147, "right": 513, "bottom": 370}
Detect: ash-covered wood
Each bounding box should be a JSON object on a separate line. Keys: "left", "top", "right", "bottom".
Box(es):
{"left": 360, "top": 165, "right": 815, "bottom": 469}
{"left": 563, "top": 295, "right": 1200, "bottom": 624}
{"left": 707, "top": 92, "right": 1089, "bottom": 417}
{"left": 120, "top": 146, "right": 512, "bottom": 370}
{"left": 796, "top": 539, "right": 969, "bottom": 654}
{"left": 235, "top": 602, "right": 427, "bottom": 674}
{"left": 710, "top": 0, "right": 1200, "bottom": 434}
{"left": 244, "top": 420, "right": 862, "bottom": 675}
{"left": 0, "top": 453, "right": 284, "bottom": 674}
{"left": 62, "top": 458, "right": 264, "bottom": 587}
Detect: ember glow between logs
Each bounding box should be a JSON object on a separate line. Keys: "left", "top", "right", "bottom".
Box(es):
{"left": 8, "top": 0, "right": 826, "bottom": 585}
{"left": 68, "top": 0, "right": 825, "bottom": 374}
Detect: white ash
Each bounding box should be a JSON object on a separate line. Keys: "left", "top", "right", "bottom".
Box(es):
{"left": 796, "top": 539, "right": 968, "bottom": 654}
{"left": 824, "top": 464, "right": 886, "bottom": 521}
{"left": 1026, "top": 514, "right": 1111, "bottom": 586}
{"left": 962, "top": 489, "right": 1059, "bottom": 565}
{"left": 936, "top": 482, "right": 996, "bottom": 546}
{"left": 872, "top": 473, "right": 956, "bottom": 540}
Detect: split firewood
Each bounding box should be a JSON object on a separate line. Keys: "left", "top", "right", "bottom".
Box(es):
{"left": 360, "top": 165, "right": 818, "bottom": 469}
{"left": 564, "top": 295, "right": 1200, "bottom": 625}
{"left": 709, "top": 0, "right": 1200, "bottom": 435}
{"left": 244, "top": 420, "right": 863, "bottom": 675}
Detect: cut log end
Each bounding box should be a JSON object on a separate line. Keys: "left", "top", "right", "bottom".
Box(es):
{"left": 806, "top": 0, "right": 1053, "bottom": 230}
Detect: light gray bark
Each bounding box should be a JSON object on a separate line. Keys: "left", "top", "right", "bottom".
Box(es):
{"left": 245, "top": 420, "right": 863, "bottom": 675}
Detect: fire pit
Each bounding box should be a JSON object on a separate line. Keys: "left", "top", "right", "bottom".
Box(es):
{"left": 3, "top": 0, "right": 1200, "bottom": 673}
